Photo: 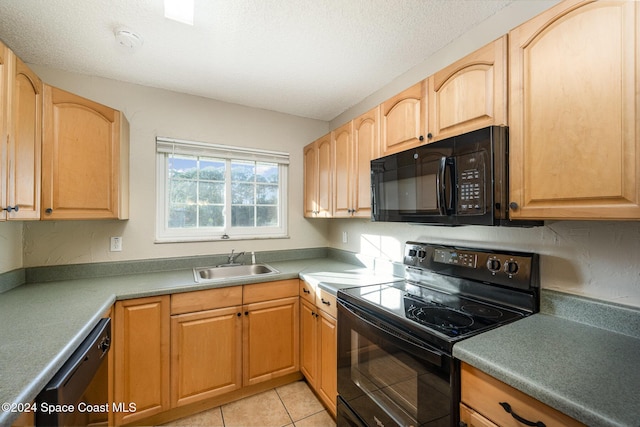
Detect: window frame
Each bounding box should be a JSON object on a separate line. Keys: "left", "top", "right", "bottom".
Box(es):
{"left": 155, "top": 137, "right": 289, "bottom": 243}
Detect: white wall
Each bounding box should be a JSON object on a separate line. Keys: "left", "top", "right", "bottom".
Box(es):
{"left": 0, "top": 222, "right": 22, "bottom": 272}
{"left": 326, "top": 219, "right": 640, "bottom": 308}
{"left": 21, "top": 68, "right": 330, "bottom": 267}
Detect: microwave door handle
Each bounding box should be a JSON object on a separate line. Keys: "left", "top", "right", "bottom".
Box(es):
{"left": 437, "top": 156, "right": 447, "bottom": 216}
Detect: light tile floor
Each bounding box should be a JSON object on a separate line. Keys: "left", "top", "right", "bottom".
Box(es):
{"left": 161, "top": 381, "right": 335, "bottom": 427}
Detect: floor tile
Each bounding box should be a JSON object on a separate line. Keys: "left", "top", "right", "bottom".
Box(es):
{"left": 293, "top": 410, "right": 336, "bottom": 427}
{"left": 222, "top": 389, "right": 292, "bottom": 427}
{"left": 276, "top": 381, "right": 325, "bottom": 422}
{"left": 160, "top": 406, "right": 224, "bottom": 426}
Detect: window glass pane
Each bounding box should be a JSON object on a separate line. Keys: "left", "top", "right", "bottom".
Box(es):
{"left": 256, "top": 184, "right": 278, "bottom": 204}
{"left": 199, "top": 158, "right": 225, "bottom": 181}
{"left": 157, "top": 140, "right": 288, "bottom": 240}
{"left": 256, "top": 163, "right": 278, "bottom": 183}
{"left": 232, "top": 183, "right": 255, "bottom": 205}
{"left": 169, "top": 205, "right": 197, "bottom": 228}
{"left": 232, "top": 206, "right": 254, "bottom": 227}
{"left": 170, "top": 180, "right": 197, "bottom": 204}
{"left": 199, "top": 182, "right": 225, "bottom": 204}
{"left": 231, "top": 161, "right": 255, "bottom": 182}
{"left": 256, "top": 206, "right": 278, "bottom": 226}
{"left": 198, "top": 205, "right": 224, "bottom": 227}
{"left": 169, "top": 156, "right": 198, "bottom": 179}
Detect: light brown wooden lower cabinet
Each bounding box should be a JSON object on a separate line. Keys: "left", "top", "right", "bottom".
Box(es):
{"left": 299, "top": 280, "right": 337, "bottom": 417}
{"left": 112, "top": 280, "right": 301, "bottom": 426}
{"left": 460, "top": 362, "right": 585, "bottom": 427}
{"left": 113, "top": 296, "right": 171, "bottom": 426}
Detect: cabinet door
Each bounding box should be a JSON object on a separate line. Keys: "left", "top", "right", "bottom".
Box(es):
{"left": 317, "top": 312, "right": 337, "bottom": 416}
{"left": 429, "top": 36, "right": 507, "bottom": 141}
{"left": 303, "top": 133, "right": 332, "bottom": 217}
{"left": 7, "top": 53, "right": 41, "bottom": 220}
{"left": 303, "top": 142, "right": 318, "bottom": 217}
{"left": 0, "top": 41, "right": 7, "bottom": 221}
{"left": 380, "top": 80, "right": 428, "bottom": 156}
{"left": 352, "top": 106, "right": 379, "bottom": 217}
{"left": 114, "top": 296, "right": 170, "bottom": 425}
{"left": 243, "top": 296, "right": 299, "bottom": 386}
{"left": 300, "top": 298, "right": 318, "bottom": 388}
{"left": 509, "top": 0, "right": 640, "bottom": 219}
{"left": 171, "top": 306, "right": 242, "bottom": 407}
{"left": 459, "top": 404, "right": 498, "bottom": 427}
{"left": 42, "top": 85, "right": 129, "bottom": 219}
{"left": 332, "top": 122, "right": 353, "bottom": 217}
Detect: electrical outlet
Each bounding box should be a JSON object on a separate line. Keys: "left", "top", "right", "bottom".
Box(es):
{"left": 342, "top": 231, "right": 348, "bottom": 244}
{"left": 110, "top": 236, "right": 123, "bottom": 252}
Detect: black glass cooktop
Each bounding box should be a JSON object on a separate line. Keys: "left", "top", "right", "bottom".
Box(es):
{"left": 339, "top": 281, "right": 524, "bottom": 341}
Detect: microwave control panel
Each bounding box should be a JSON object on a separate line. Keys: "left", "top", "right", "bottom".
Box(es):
{"left": 456, "top": 152, "right": 486, "bottom": 215}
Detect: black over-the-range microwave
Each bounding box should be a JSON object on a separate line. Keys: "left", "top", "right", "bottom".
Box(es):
{"left": 370, "top": 126, "right": 540, "bottom": 226}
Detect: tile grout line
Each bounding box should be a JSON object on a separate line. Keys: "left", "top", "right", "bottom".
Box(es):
{"left": 274, "top": 386, "right": 296, "bottom": 426}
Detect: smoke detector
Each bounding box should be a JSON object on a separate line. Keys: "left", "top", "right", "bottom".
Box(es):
{"left": 114, "top": 27, "right": 144, "bottom": 50}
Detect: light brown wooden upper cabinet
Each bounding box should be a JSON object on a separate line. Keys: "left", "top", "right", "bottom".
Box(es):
{"left": 0, "top": 40, "right": 7, "bottom": 222}
{"left": 42, "top": 85, "right": 129, "bottom": 220}
{"left": 380, "top": 79, "right": 428, "bottom": 156}
{"left": 1, "top": 48, "right": 42, "bottom": 221}
{"left": 429, "top": 36, "right": 507, "bottom": 141}
{"left": 509, "top": 0, "right": 640, "bottom": 220}
{"left": 351, "top": 107, "right": 379, "bottom": 218}
{"left": 303, "top": 133, "right": 332, "bottom": 217}
{"left": 332, "top": 122, "right": 352, "bottom": 217}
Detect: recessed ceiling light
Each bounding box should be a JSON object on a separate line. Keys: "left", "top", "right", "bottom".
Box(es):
{"left": 164, "top": 0, "right": 194, "bottom": 25}
{"left": 114, "top": 27, "right": 144, "bottom": 50}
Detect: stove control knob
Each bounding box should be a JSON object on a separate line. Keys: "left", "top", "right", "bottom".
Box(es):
{"left": 408, "top": 249, "right": 417, "bottom": 257}
{"left": 417, "top": 249, "right": 427, "bottom": 259}
{"left": 504, "top": 259, "right": 519, "bottom": 276}
{"left": 486, "top": 257, "right": 501, "bottom": 273}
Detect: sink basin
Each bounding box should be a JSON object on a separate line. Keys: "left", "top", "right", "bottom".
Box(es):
{"left": 193, "top": 263, "right": 279, "bottom": 282}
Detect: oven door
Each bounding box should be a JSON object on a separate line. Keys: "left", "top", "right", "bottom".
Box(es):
{"left": 337, "top": 300, "right": 458, "bottom": 427}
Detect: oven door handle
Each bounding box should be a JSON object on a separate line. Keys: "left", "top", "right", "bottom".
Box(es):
{"left": 339, "top": 300, "right": 444, "bottom": 367}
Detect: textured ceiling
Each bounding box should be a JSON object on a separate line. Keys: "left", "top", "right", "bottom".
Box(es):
{"left": 0, "top": 0, "right": 512, "bottom": 121}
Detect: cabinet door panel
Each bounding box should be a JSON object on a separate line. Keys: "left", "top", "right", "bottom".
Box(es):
{"left": 114, "top": 296, "right": 170, "bottom": 425}
{"left": 300, "top": 299, "right": 318, "bottom": 388}
{"left": 317, "top": 313, "right": 337, "bottom": 416}
{"left": 171, "top": 306, "right": 242, "bottom": 407}
{"left": 381, "top": 80, "right": 427, "bottom": 156}
{"left": 42, "top": 85, "right": 129, "bottom": 219}
{"left": 8, "top": 55, "right": 41, "bottom": 220}
{"left": 243, "top": 296, "right": 299, "bottom": 386}
{"left": 332, "top": 123, "right": 352, "bottom": 217}
{"left": 352, "top": 107, "right": 379, "bottom": 217}
{"left": 430, "top": 36, "right": 506, "bottom": 140}
{"left": 303, "top": 142, "right": 318, "bottom": 217}
{"left": 509, "top": 0, "right": 640, "bottom": 219}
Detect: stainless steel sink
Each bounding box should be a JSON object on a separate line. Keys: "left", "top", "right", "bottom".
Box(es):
{"left": 193, "top": 263, "right": 279, "bottom": 282}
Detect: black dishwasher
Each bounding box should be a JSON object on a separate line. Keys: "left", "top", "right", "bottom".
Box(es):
{"left": 35, "top": 317, "right": 111, "bottom": 426}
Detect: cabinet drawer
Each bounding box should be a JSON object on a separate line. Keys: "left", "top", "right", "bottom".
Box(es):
{"left": 299, "top": 280, "right": 317, "bottom": 304}
{"left": 316, "top": 289, "right": 337, "bottom": 318}
{"left": 461, "top": 363, "right": 585, "bottom": 427}
{"left": 243, "top": 279, "right": 299, "bottom": 304}
{"left": 171, "top": 286, "right": 242, "bottom": 315}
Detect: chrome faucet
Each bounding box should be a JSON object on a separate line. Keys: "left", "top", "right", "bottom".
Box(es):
{"left": 227, "top": 249, "right": 245, "bottom": 265}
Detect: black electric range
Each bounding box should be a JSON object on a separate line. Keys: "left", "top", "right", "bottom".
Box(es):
{"left": 338, "top": 241, "right": 540, "bottom": 354}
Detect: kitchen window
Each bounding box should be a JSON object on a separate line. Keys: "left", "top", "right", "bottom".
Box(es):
{"left": 156, "top": 137, "right": 289, "bottom": 242}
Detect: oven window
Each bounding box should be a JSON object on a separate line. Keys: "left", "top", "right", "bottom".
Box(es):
{"left": 345, "top": 329, "right": 451, "bottom": 427}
